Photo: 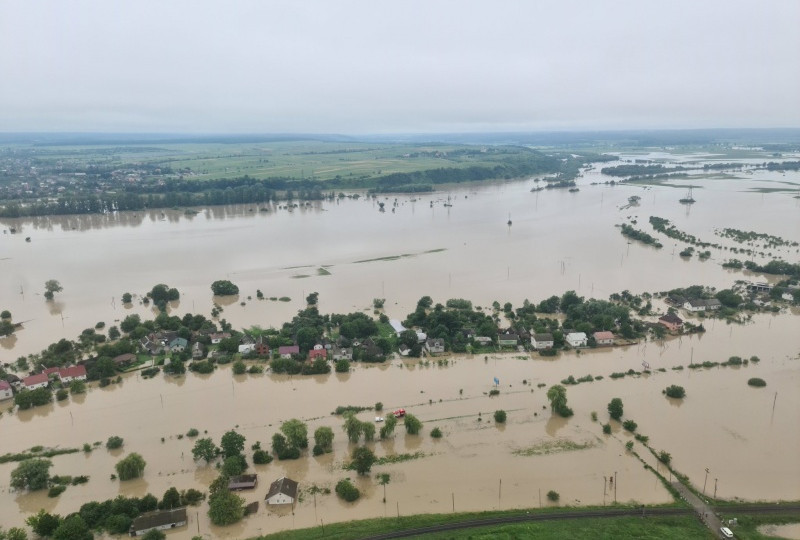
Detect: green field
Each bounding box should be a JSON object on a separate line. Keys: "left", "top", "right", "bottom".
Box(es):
{"left": 256, "top": 510, "right": 711, "bottom": 540}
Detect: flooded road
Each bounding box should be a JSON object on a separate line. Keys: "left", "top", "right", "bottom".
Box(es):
{"left": 0, "top": 151, "right": 799, "bottom": 537}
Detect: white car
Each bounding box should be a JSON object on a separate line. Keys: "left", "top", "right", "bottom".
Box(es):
{"left": 720, "top": 527, "right": 734, "bottom": 538}
{"left": 374, "top": 417, "right": 384, "bottom": 422}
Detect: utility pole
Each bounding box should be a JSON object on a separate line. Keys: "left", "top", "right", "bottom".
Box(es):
{"left": 703, "top": 468, "right": 709, "bottom": 496}
{"left": 614, "top": 471, "right": 617, "bottom": 503}
{"left": 714, "top": 478, "right": 718, "bottom": 500}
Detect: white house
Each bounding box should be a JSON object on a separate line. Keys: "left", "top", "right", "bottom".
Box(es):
{"left": 531, "top": 333, "right": 554, "bottom": 350}
{"left": 209, "top": 332, "right": 231, "bottom": 344}
{"left": 425, "top": 338, "right": 445, "bottom": 354}
{"left": 684, "top": 298, "right": 722, "bottom": 312}
{"left": 23, "top": 373, "right": 50, "bottom": 390}
{"left": 0, "top": 380, "right": 13, "bottom": 401}
{"left": 58, "top": 365, "right": 87, "bottom": 383}
{"left": 593, "top": 331, "right": 614, "bottom": 346}
{"left": 238, "top": 334, "right": 256, "bottom": 354}
{"left": 331, "top": 347, "right": 353, "bottom": 361}
{"left": 566, "top": 332, "right": 588, "bottom": 348}
{"left": 265, "top": 476, "right": 298, "bottom": 505}
{"left": 389, "top": 319, "right": 407, "bottom": 335}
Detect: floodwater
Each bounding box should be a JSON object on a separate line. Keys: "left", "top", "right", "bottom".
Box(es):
{"left": 758, "top": 523, "right": 800, "bottom": 539}
{"left": 0, "top": 151, "right": 799, "bottom": 536}
{"left": 0, "top": 311, "right": 798, "bottom": 537}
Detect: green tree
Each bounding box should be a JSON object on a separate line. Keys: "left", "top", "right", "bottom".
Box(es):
{"left": 335, "top": 359, "right": 350, "bottom": 372}
{"left": 192, "top": 438, "right": 219, "bottom": 463}
{"left": 0, "top": 310, "right": 11, "bottom": 319}
{"left": 108, "top": 326, "right": 121, "bottom": 340}
{"left": 335, "top": 478, "right": 360, "bottom": 502}
{"left": 607, "top": 398, "right": 623, "bottom": 420}
{"left": 159, "top": 487, "right": 182, "bottom": 510}
{"left": 658, "top": 450, "right": 672, "bottom": 465}
{"left": 306, "top": 291, "right": 319, "bottom": 305}
{"left": 664, "top": 385, "right": 686, "bottom": 398}
{"left": 547, "top": 490, "right": 560, "bottom": 502}
{"left": 361, "top": 422, "right": 375, "bottom": 441}
{"left": 69, "top": 379, "right": 86, "bottom": 394}
{"left": 211, "top": 280, "right": 239, "bottom": 296}
{"left": 141, "top": 530, "right": 166, "bottom": 540}
{"left": 44, "top": 279, "right": 63, "bottom": 300}
{"left": 10, "top": 459, "right": 52, "bottom": 490}
{"left": 221, "top": 455, "right": 247, "bottom": 477}
{"left": 404, "top": 413, "right": 422, "bottom": 435}
{"left": 106, "top": 436, "right": 124, "bottom": 450}
{"left": 351, "top": 446, "right": 376, "bottom": 475}
{"left": 14, "top": 387, "right": 53, "bottom": 410}
{"left": 121, "top": 292, "right": 132, "bottom": 304}
{"left": 52, "top": 515, "right": 92, "bottom": 540}
{"left": 546, "top": 385, "right": 567, "bottom": 413}
{"left": 115, "top": 453, "right": 146, "bottom": 481}
{"left": 220, "top": 430, "right": 246, "bottom": 458}
{"left": 231, "top": 360, "right": 246, "bottom": 375}
{"left": 280, "top": 419, "right": 308, "bottom": 449}
{"left": 494, "top": 410, "right": 507, "bottom": 423}
{"left": 26, "top": 509, "right": 61, "bottom": 536}
{"left": 380, "top": 413, "right": 397, "bottom": 439}
{"left": 343, "top": 413, "right": 363, "bottom": 443}
{"left": 314, "top": 426, "right": 334, "bottom": 453}
{"left": 622, "top": 420, "right": 637, "bottom": 432}
{"left": 377, "top": 472, "right": 391, "bottom": 502}
{"left": 0, "top": 527, "right": 28, "bottom": 540}
{"left": 208, "top": 489, "right": 245, "bottom": 526}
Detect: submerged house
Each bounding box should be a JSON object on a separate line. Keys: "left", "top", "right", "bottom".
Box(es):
{"left": 658, "top": 313, "right": 684, "bottom": 332}
{"left": 530, "top": 333, "right": 554, "bottom": 350}
{"left": 130, "top": 508, "right": 187, "bottom": 537}
{"left": 265, "top": 476, "right": 298, "bottom": 505}
{"left": 565, "top": 332, "right": 588, "bottom": 348}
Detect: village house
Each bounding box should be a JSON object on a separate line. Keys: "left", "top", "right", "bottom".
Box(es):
{"left": 684, "top": 298, "right": 722, "bottom": 312}
{"left": 0, "top": 380, "right": 13, "bottom": 401}
{"left": 658, "top": 313, "right": 684, "bottom": 332}
{"left": 169, "top": 337, "right": 188, "bottom": 353}
{"left": 22, "top": 373, "right": 49, "bottom": 390}
{"left": 113, "top": 353, "right": 136, "bottom": 368}
{"left": 425, "top": 338, "right": 445, "bottom": 355}
{"left": 566, "top": 332, "right": 588, "bottom": 348}
{"left": 209, "top": 332, "right": 231, "bottom": 344}
{"left": 593, "top": 331, "right": 615, "bottom": 346}
{"left": 473, "top": 336, "right": 493, "bottom": 347}
{"left": 129, "top": 508, "right": 187, "bottom": 537}
{"left": 255, "top": 336, "right": 270, "bottom": 357}
{"left": 191, "top": 342, "right": 204, "bottom": 359}
{"left": 238, "top": 334, "right": 256, "bottom": 354}
{"left": 42, "top": 367, "right": 60, "bottom": 378}
{"left": 331, "top": 347, "right": 353, "bottom": 361}
{"left": 389, "top": 319, "right": 407, "bottom": 335}
{"left": 398, "top": 344, "right": 410, "bottom": 356}
{"left": 278, "top": 345, "right": 300, "bottom": 359}
{"left": 265, "top": 476, "right": 298, "bottom": 505}
{"left": 228, "top": 474, "right": 258, "bottom": 491}
{"left": 497, "top": 333, "right": 519, "bottom": 347}
{"left": 530, "top": 333, "right": 554, "bottom": 350}
{"left": 308, "top": 345, "right": 327, "bottom": 361}
{"left": 58, "top": 365, "right": 87, "bottom": 383}
{"left": 139, "top": 336, "right": 162, "bottom": 356}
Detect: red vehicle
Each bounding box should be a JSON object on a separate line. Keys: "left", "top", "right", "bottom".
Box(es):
{"left": 393, "top": 409, "right": 406, "bottom": 418}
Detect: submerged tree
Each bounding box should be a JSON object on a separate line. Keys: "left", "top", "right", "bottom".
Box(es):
{"left": 44, "top": 280, "right": 63, "bottom": 300}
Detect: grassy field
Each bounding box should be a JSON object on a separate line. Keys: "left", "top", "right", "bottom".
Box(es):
{"left": 24, "top": 140, "right": 554, "bottom": 182}
{"left": 256, "top": 510, "right": 711, "bottom": 540}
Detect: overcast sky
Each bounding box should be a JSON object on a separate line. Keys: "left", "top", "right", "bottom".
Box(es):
{"left": 1, "top": 0, "right": 798, "bottom": 134}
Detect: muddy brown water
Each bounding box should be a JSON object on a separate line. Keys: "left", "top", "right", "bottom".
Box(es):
{"left": 0, "top": 312, "right": 798, "bottom": 537}
{"left": 0, "top": 154, "right": 799, "bottom": 536}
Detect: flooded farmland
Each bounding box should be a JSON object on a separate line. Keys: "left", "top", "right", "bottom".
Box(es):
{"left": 0, "top": 150, "right": 799, "bottom": 537}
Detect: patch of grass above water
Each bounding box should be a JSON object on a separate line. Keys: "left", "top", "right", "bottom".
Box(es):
{"left": 317, "top": 267, "right": 331, "bottom": 276}
{"left": 513, "top": 439, "right": 596, "bottom": 457}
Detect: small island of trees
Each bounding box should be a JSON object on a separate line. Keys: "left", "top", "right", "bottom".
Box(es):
{"left": 211, "top": 280, "right": 239, "bottom": 296}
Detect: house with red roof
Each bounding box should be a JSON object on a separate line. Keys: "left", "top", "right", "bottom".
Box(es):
{"left": 308, "top": 348, "right": 327, "bottom": 361}
{"left": 278, "top": 345, "right": 300, "bottom": 359}
{"left": 23, "top": 373, "right": 50, "bottom": 390}
{"left": 58, "top": 365, "right": 87, "bottom": 383}
{"left": 593, "top": 331, "right": 615, "bottom": 346}
{"left": 658, "top": 313, "right": 683, "bottom": 332}
{"left": 0, "top": 380, "right": 13, "bottom": 401}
